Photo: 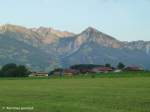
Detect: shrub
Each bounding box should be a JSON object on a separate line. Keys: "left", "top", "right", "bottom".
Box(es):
{"left": 0, "top": 63, "right": 30, "bottom": 77}
{"left": 117, "top": 62, "right": 125, "bottom": 69}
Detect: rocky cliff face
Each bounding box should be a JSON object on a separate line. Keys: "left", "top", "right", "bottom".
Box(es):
{"left": 0, "top": 24, "right": 149, "bottom": 71}
{"left": 31, "top": 27, "right": 74, "bottom": 44}
{"left": 123, "top": 41, "right": 150, "bottom": 54}
{"left": 54, "top": 27, "right": 123, "bottom": 56}
{"left": 75, "top": 27, "right": 122, "bottom": 48}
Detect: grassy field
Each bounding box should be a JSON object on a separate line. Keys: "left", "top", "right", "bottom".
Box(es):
{"left": 0, "top": 72, "right": 150, "bottom": 112}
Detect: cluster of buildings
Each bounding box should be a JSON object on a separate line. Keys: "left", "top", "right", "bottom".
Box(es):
{"left": 29, "top": 65, "right": 144, "bottom": 77}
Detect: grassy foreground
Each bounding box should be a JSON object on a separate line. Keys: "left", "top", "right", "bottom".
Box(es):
{"left": 0, "top": 72, "right": 150, "bottom": 112}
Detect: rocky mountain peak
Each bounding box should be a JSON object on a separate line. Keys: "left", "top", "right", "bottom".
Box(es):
{"left": 0, "top": 24, "right": 75, "bottom": 44}
{"left": 84, "top": 27, "right": 99, "bottom": 32}
{"left": 0, "top": 24, "right": 27, "bottom": 33}
{"left": 81, "top": 27, "right": 116, "bottom": 40}
{"left": 75, "top": 27, "right": 122, "bottom": 48}
{"left": 30, "top": 26, "right": 74, "bottom": 39}
{"left": 81, "top": 27, "right": 100, "bottom": 36}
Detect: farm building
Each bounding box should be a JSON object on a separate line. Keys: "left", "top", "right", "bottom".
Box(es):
{"left": 48, "top": 68, "right": 79, "bottom": 76}
{"left": 48, "top": 68, "right": 63, "bottom": 76}
{"left": 114, "top": 69, "right": 122, "bottom": 73}
{"left": 63, "top": 69, "right": 80, "bottom": 76}
{"left": 91, "top": 67, "right": 113, "bottom": 73}
{"left": 29, "top": 72, "right": 48, "bottom": 77}
{"left": 125, "top": 66, "right": 144, "bottom": 71}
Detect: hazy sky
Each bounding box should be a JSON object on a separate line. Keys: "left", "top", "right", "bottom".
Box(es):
{"left": 0, "top": 0, "right": 150, "bottom": 41}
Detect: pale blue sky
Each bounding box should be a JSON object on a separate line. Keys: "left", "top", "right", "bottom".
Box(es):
{"left": 0, "top": 0, "right": 150, "bottom": 41}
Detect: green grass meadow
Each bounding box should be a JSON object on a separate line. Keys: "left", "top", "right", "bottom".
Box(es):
{"left": 0, "top": 72, "right": 150, "bottom": 112}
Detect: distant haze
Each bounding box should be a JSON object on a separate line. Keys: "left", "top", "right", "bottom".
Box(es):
{"left": 0, "top": 0, "right": 150, "bottom": 41}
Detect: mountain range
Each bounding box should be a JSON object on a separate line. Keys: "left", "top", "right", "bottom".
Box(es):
{"left": 0, "top": 24, "right": 150, "bottom": 71}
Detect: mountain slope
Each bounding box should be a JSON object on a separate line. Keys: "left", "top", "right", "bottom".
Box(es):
{"left": 55, "top": 27, "right": 122, "bottom": 56}
{"left": 57, "top": 27, "right": 150, "bottom": 69}
{"left": 0, "top": 34, "right": 52, "bottom": 71}
{"left": 0, "top": 24, "right": 150, "bottom": 71}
